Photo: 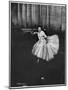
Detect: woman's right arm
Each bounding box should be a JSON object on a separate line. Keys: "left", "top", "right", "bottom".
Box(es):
{"left": 33, "top": 32, "right": 38, "bottom": 35}
{"left": 30, "top": 31, "right": 38, "bottom": 35}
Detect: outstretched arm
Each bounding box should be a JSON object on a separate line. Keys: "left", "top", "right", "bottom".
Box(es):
{"left": 33, "top": 32, "right": 38, "bottom": 34}
{"left": 31, "top": 32, "right": 38, "bottom": 35}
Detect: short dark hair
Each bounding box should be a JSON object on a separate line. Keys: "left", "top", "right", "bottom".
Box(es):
{"left": 38, "top": 26, "right": 44, "bottom": 31}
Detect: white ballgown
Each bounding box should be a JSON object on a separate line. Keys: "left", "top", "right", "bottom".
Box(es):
{"left": 32, "top": 31, "right": 59, "bottom": 61}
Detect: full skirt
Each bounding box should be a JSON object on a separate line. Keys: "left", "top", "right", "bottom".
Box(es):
{"left": 32, "top": 35, "right": 59, "bottom": 61}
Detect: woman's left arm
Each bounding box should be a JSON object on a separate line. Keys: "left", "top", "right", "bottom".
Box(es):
{"left": 42, "top": 31, "right": 47, "bottom": 38}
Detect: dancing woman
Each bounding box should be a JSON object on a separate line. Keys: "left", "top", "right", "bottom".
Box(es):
{"left": 32, "top": 27, "right": 59, "bottom": 63}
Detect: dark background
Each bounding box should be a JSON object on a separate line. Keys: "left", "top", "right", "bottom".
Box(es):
{"left": 10, "top": 2, "right": 66, "bottom": 87}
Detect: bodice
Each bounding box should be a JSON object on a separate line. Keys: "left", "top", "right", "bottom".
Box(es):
{"left": 38, "top": 31, "right": 47, "bottom": 40}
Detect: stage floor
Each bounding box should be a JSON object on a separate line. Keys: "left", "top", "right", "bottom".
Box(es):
{"left": 11, "top": 28, "right": 66, "bottom": 87}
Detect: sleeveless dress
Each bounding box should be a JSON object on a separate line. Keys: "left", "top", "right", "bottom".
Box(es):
{"left": 32, "top": 31, "right": 59, "bottom": 61}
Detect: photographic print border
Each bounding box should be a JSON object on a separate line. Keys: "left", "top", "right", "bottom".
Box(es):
{"left": 9, "top": 0, "right": 67, "bottom": 89}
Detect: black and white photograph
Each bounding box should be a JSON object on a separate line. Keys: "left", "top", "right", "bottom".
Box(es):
{"left": 9, "top": 1, "right": 66, "bottom": 88}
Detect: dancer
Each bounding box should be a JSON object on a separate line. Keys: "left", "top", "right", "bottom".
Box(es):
{"left": 32, "top": 27, "right": 59, "bottom": 63}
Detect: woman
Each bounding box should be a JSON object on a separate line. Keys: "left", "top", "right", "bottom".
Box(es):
{"left": 32, "top": 27, "right": 59, "bottom": 63}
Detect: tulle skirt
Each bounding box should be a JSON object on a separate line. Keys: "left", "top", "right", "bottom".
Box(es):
{"left": 32, "top": 35, "right": 59, "bottom": 61}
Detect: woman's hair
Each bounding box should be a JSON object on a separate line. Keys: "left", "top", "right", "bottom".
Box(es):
{"left": 38, "top": 26, "right": 44, "bottom": 31}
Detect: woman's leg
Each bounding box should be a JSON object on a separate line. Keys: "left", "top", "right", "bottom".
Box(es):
{"left": 37, "top": 58, "right": 40, "bottom": 63}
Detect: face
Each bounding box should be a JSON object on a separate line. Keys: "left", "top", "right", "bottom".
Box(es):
{"left": 38, "top": 27, "right": 41, "bottom": 32}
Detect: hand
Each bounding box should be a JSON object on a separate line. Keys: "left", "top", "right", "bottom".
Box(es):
{"left": 30, "top": 31, "right": 35, "bottom": 35}
{"left": 33, "top": 32, "right": 36, "bottom": 34}
{"left": 30, "top": 32, "right": 33, "bottom": 34}
{"left": 30, "top": 32, "right": 37, "bottom": 35}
